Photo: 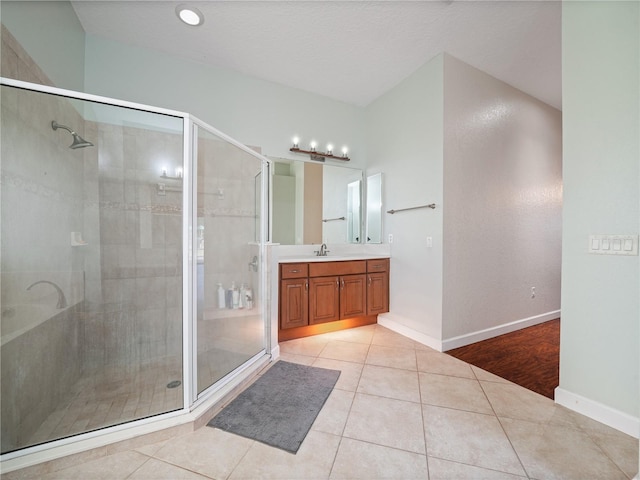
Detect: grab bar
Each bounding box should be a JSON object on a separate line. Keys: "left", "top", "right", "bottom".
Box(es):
{"left": 387, "top": 204, "right": 436, "bottom": 214}
{"left": 322, "top": 216, "right": 346, "bottom": 223}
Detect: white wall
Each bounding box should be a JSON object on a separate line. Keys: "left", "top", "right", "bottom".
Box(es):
{"left": 83, "top": 35, "right": 365, "bottom": 170}
{"left": 0, "top": 1, "right": 85, "bottom": 91}
{"left": 559, "top": 0, "right": 639, "bottom": 429}
{"left": 365, "top": 54, "right": 445, "bottom": 345}
{"left": 441, "top": 54, "right": 562, "bottom": 345}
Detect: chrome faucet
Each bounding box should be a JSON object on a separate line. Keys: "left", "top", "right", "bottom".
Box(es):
{"left": 26, "top": 280, "right": 68, "bottom": 309}
{"left": 315, "top": 243, "right": 329, "bottom": 257}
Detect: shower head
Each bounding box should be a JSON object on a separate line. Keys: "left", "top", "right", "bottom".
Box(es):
{"left": 51, "top": 120, "right": 94, "bottom": 149}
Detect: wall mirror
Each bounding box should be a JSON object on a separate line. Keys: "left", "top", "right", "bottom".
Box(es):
{"left": 366, "top": 173, "right": 383, "bottom": 243}
{"left": 269, "top": 157, "right": 363, "bottom": 245}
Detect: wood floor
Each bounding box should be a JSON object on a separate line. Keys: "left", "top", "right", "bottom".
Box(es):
{"left": 446, "top": 319, "right": 560, "bottom": 399}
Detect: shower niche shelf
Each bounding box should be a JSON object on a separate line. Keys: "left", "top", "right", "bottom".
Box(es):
{"left": 70, "top": 232, "right": 88, "bottom": 246}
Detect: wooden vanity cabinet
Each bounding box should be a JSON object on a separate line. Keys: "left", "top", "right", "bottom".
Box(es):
{"left": 308, "top": 260, "right": 367, "bottom": 325}
{"left": 279, "top": 258, "right": 388, "bottom": 341}
{"left": 339, "top": 274, "right": 367, "bottom": 319}
{"left": 280, "top": 263, "right": 309, "bottom": 330}
{"left": 367, "top": 258, "right": 389, "bottom": 315}
{"left": 308, "top": 276, "right": 340, "bottom": 324}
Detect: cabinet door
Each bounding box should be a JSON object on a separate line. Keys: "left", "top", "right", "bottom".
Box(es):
{"left": 280, "top": 278, "right": 308, "bottom": 329}
{"left": 309, "top": 276, "right": 340, "bottom": 325}
{"left": 367, "top": 272, "right": 389, "bottom": 315}
{"left": 340, "top": 274, "right": 367, "bottom": 319}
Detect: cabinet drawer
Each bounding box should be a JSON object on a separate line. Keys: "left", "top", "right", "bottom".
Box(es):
{"left": 309, "top": 260, "right": 366, "bottom": 277}
{"left": 281, "top": 263, "right": 309, "bottom": 279}
{"left": 367, "top": 258, "right": 389, "bottom": 273}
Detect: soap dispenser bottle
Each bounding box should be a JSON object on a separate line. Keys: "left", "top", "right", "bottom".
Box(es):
{"left": 226, "top": 282, "right": 235, "bottom": 309}
{"left": 232, "top": 282, "right": 240, "bottom": 309}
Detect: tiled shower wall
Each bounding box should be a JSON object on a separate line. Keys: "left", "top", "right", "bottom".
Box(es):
{"left": 1, "top": 27, "right": 184, "bottom": 450}
{"left": 1, "top": 27, "right": 89, "bottom": 451}
{"left": 81, "top": 122, "right": 184, "bottom": 372}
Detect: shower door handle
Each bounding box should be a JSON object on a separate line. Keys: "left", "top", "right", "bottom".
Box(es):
{"left": 248, "top": 255, "right": 258, "bottom": 272}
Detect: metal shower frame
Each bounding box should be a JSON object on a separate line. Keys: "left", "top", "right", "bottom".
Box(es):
{"left": 0, "top": 76, "right": 272, "bottom": 466}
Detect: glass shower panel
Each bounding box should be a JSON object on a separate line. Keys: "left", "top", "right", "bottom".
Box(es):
{"left": 0, "top": 85, "right": 184, "bottom": 453}
{"left": 196, "top": 127, "right": 265, "bottom": 395}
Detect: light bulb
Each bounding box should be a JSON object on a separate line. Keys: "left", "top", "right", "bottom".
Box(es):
{"left": 176, "top": 5, "right": 204, "bottom": 26}
{"left": 341, "top": 146, "right": 349, "bottom": 157}
{"left": 176, "top": 168, "right": 183, "bottom": 178}
{"left": 292, "top": 136, "right": 299, "bottom": 148}
{"left": 326, "top": 144, "right": 333, "bottom": 155}
{"left": 162, "top": 167, "right": 168, "bottom": 176}
{"left": 310, "top": 141, "right": 317, "bottom": 152}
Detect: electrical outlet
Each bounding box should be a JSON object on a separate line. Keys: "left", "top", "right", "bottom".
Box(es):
{"left": 426, "top": 236, "right": 433, "bottom": 248}
{"left": 388, "top": 234, "right": 393, "bottom": 244}
{"left": 531, "top": 287, "right": 536, "bottom": 298}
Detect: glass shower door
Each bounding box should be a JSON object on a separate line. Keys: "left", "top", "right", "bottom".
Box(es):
{"left": 0, "top": 83, "right": 185, "bottom": 454}
{"left": 195, "top": 126, "right": 265, "bottom": 395}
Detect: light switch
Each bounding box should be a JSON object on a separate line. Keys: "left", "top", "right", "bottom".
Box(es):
{"left": 589, "top": 234, "right": 639, "bottom": 256}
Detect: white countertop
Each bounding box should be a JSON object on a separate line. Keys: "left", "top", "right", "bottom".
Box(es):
{"left": 278, "top": 254, "right": 390, "bottom": 263}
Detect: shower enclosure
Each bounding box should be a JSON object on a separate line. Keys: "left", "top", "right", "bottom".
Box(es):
{"left": 0, "top": 78, "right": 269, "bottom": 457}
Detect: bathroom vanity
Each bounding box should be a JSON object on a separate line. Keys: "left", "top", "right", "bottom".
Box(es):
{"left": 278, "top": 257, "right": 389, "bottom": 341}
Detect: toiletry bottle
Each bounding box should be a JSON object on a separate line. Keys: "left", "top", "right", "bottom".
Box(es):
{"left": 232, "top": 282, "right": 240, "bottom": 309}
{"left": 217, "top": 283, "right": 225, "bottom": 309}
{"left": 239, "top": 283, "right": 247, "bottom": 309}
{"left": 226, "top": 282, "right": 235, "bottom": 309}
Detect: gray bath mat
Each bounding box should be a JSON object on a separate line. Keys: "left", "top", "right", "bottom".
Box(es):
{"left": 208, "top": 360, "right": 340, "bottom": 453}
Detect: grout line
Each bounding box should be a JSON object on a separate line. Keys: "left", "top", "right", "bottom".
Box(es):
{"left": 417, "top": 357, "right": 432, "bottom": 479}
{"left": 476, "top": 379, "right": 532, "bottom": 479}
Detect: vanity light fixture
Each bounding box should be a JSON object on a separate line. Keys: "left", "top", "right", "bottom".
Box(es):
{"left": 176, "top": 5, "right": 204, "bottom": 26}
{"left": 290, "top": 138, "right": 350, "bottom": 162}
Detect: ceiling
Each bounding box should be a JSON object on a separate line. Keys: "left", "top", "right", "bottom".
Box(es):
{"left": 71, "top": 1, "right": 561, "bottom": 109}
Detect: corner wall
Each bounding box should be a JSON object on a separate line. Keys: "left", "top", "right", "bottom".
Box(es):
{"left": 559, "top": 0, "right": 639, "bottom": 432}
{"left": 441, "top": 54, "right": 562, "bottom": 347}
{"left": 365, "top": 54, "right": 445, "bottom": 346}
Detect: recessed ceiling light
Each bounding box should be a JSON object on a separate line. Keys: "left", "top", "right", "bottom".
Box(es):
{"left": 176, "top": 5, "right": 204, "bottom": 26}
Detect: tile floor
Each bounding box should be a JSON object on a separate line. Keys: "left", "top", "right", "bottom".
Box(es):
{"left": 7, "top": 324, "right": 638, "bottom": 479}
{"left": 22, "top": 316, "right": 263, "bottom": 452}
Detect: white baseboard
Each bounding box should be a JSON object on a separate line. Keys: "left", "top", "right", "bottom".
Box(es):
{"left": 441, "top": 310, "right": 561, "bottom": 351}
{"left": 377, "top": 314, "right": 443, "bottom": 351}
{"left": 269, "top": 344, "right": 280, "bottom": 360}
{"left": 555, "top": 387, "right": 640, "bottom": 439}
